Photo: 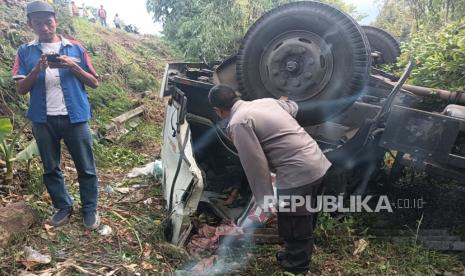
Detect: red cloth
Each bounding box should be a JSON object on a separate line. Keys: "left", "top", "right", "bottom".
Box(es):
{"left": 186, "top": 222, "right": 243, "bottom": 254}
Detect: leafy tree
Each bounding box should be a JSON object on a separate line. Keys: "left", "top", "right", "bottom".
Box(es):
{"left": 373, "top": 0, "right": 415, "bottom": 40}
{"left": 146, "top": 0, "right": 364, "bottom": 61}
{"left": 397, "top": 20, "right": 465, "bottom": 92}
{"left": 375, "top": 0, "right": 465, "bottom": 92}
{"left": 375, "top": 0, "right": 465, "bottom": 38}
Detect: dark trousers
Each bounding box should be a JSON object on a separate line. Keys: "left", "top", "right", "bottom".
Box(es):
{"left": 276, "top": 177, "right": 325, "bottom": 274}
{"left": 32, "top": 116, "right": 98, "bottom": 213}
{"left": 99, "top": 17, "right": 107, "bottom": 27}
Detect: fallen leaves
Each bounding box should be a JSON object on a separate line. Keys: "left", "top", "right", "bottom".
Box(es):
{"left": 143, "top": 242, "right": 153, "bottom": 257}
{"left": 18, "top": 246, "right": 51, "bottom": 270}
{"left": 43, "top": 224, "right": 55, "bottom": 237}
{"left": 55, "top": 259, "right": 99, "bottom": 276}
{"left": 141, "top": 261, "right": 154, "bottom": 270}
{"left": 114, "top": 187, "right": 131, "bottom": 194}
{"left": 353, "top": 239, "right": 369, "bottom": 258}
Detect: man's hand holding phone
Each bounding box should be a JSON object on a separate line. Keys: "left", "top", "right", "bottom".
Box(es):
{"left": 32, "top": 54, "right": 49, "bottom": 74}
{"left": 46, "top": 53, "right": 61, "bottom": 63}
{"left": 48, "top": 55, "right": 76, "bottom": 69}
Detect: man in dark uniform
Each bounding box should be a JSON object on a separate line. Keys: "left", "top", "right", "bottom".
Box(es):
{"left": 208, "top": 84, "right": 331, "bottom": 275}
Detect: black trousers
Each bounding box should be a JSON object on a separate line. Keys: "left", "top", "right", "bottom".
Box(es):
{"left": 276, "top": 177, "right": 325, "bottom": 274}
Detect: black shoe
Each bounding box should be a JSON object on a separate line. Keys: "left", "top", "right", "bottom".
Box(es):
{"left": 49, "top": 207, "right": 73, "bottom": 226}
{"left": 277, "top": 251, "right": 309, "bottom": 276}
{"left": 83, "top": 211, "right": 100, "bottom": 230}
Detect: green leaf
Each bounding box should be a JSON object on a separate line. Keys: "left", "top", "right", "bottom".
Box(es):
{"left": 0, "top": 117, "right": 13, "bottom": 144}
{"left": 14, "top": 140, "right": 39, "bottom": 162}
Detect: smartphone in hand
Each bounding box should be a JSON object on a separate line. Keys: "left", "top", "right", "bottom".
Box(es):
{"left": 46, "top": 54, "right": 60, "bottom": 63}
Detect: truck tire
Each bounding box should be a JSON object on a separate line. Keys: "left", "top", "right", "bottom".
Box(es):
{"left": 237, "top": 1, "right": 371, "bottom": 126}
{"left": 362, "top": 26, "right": 401, "bottom": 65}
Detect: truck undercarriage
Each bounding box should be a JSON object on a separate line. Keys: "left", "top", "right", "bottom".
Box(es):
{"left": 159, "top": 1, "right": 465, "bottom": 247}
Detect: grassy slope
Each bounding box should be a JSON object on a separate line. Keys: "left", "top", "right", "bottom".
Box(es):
{"left": 71, "top": 18, "right": 170, "bottom": 169}
{"left": 0, "top": 2, "right": 178, "bottom": 274}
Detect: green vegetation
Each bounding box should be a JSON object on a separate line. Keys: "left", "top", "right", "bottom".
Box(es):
{"left": 207, "top": 213, "right": 465, "bottom": 275}
{"left": 146, "top": 0, "right": 364, "bottom": 61}
{"left": 94, "top": 142, "right": 147, "bottom": 168}
{"left": 0, "top": 119, "right": 38, "bottom": 186}
{"left": 0, "top": 2, "right": 172, "bottom": 274}
{"left": 312, "top": 214, "right": 465, "bottom": 275}
{"left": 375, "top": 0, "right": 465, "bottom": 92}
{"left": 0, "top": 1, "right": 170, "bottom": 174}
{"left": 398, "top": 20, "right": 465, "bottom": 91}
{"left": 71, "top": 18, "right": 169, "bottom": 125}
{"left": 376, "top": 0, "right": 465, "bottom": 38}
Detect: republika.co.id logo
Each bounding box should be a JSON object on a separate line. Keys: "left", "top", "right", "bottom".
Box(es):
{"left": 262, "top": 195, "right": 426, "bottom": 213}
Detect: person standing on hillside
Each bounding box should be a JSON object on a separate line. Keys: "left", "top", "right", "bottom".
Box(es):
{"left": 12, "top": 1, "right": 101, "bottom": 230}
{"left": 81, "top": 3, "right": 88, "bottom": 18}
{"left": 97, "top": 5, "right": 107, "bottom": 27}
{"left": 70, "top": 1, "right": 79, "bottom": 17}
{"left": 113, "top": 13, "right": 122, "bottom": 29}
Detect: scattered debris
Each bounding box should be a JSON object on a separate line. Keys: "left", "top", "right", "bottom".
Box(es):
{"left": 153, "top": 160, "right": 162, "bottom": 180}
{"left": 103, "top": 185, "right": 115, "bottom": 194}
{"left": 54, "top": 259, "right": 99, "bottom": 276}
{"left": 20, "top": 246, "right": 51, "bottom": 269}
{"left": 245, "top": 205, "right": 276, "bottom": 225}
{"left": 141, "top": 261, "right": 154, "bottom": 270}
{"left": 143, "top": 243, "right": 153, "bottom": 257}
{"left": 43, "top": 224, "right": 56, "bottom": 237}
{"left": 103, "top": 105, "right": 146, "bottom": 142}
{"left": 135, "top": 90, "right": 153, "bottom": 98}
{"left": 18, "top": 270, "right": 41, "bottom": 276}
{"left": 111, "top": 105, "right": 145, "bottom": 125}
{"left": 131, "top": 184, "right": 150, "bottom": 189}
{"left": 114, "top": 187, "right": 132, "bottom": 194}
{"left": 98, "top": 225, "right": 113, "bottom": 236}
{"left": 143, "top": 198, "right": 153, "bottom": 205}
{"left": 353, "top": 239, "right": 369, "bottom": 258}
{"left": 127, "top": 162, "right": 155, "bottom": 178}
{"left": 123, "top": 263, "right": 138, "bottom": 274}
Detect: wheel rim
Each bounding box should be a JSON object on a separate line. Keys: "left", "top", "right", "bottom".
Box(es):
{"left": 259, "top": 30, "right": 334, "bottom": 101}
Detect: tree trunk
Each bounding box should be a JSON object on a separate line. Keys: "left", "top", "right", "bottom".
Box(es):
{"left": 0, "top": 201, "right": 36, "bottom": 248}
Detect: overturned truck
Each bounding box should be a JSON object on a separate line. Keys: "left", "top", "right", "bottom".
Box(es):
{"left": 158, "top": 1, "right": 465, "bottom": 245}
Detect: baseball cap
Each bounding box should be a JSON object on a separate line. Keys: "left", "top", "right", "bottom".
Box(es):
{"left": 26, "top": 1, "right": 56, "bottom": 16}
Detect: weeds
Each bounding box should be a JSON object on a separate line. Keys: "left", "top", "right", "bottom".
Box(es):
{"left": 93, "top": 142, "right": 146, "bottom": 168}
{"left": 120, "top": 122, "right": 162, "bottom": 147}
{"left": 24, "top": 162, "right": 44, "bottom": 196}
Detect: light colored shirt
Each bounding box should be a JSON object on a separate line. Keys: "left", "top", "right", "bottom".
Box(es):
{"left": 114, "top": 16, "right": 122, "bottom": 25}
{"left": 41, "top": 42, "right": 68, "bottom": 116}
{"left": 13, "top": 36, "right": 97, "bottom": 123}
{"left": 228, "top": 99, "right": 332, "bottom": 206}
